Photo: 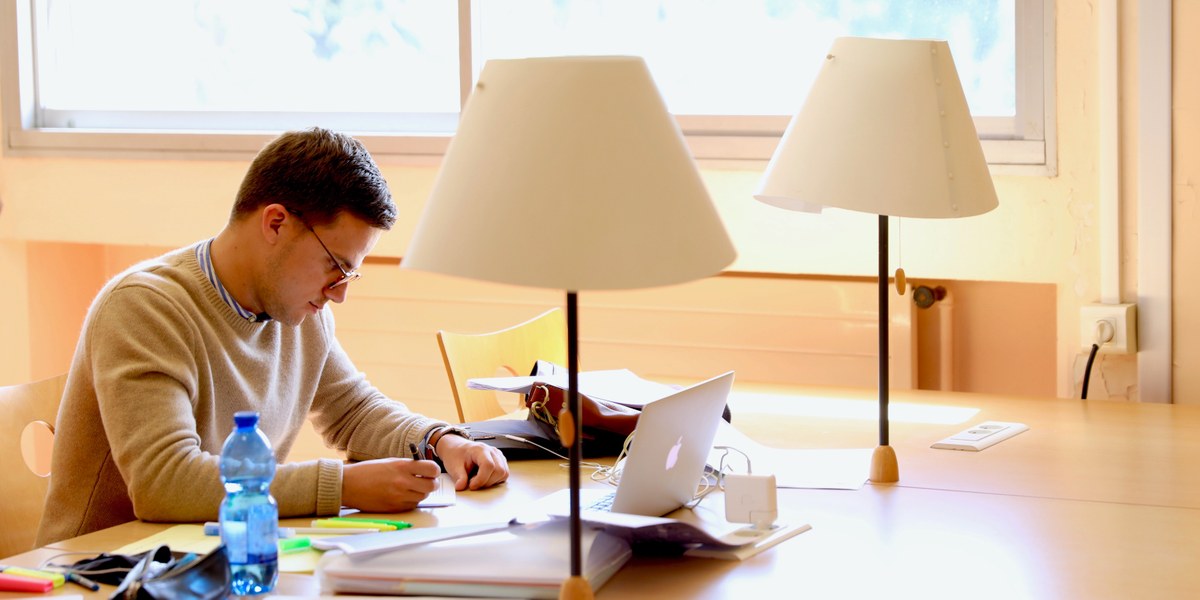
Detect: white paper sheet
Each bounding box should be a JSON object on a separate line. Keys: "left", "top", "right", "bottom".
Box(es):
{"left": 468, "top": 366, "right": 679, "bottom": 406}
{"left": 710, "top": 421, "right": 870, "bottom": 490}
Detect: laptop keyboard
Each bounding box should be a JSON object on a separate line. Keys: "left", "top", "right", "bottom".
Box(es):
{"left": 585, "top": 492, "right": 617, "bottom": 512}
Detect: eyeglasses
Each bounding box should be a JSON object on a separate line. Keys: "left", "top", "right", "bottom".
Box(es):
{"left": 285, "top": 208, "right": 362, "bottom": 290}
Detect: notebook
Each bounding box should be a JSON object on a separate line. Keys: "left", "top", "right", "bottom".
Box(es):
{"left": 540, "top": 370, "right": 735, "bottom": 518}
{"left": 317, "top": 519, "right": 631, "bottom": 598}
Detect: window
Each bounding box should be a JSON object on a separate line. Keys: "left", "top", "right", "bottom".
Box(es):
{"left": 1, "top": 0, "right": 1053, "bottom": 172}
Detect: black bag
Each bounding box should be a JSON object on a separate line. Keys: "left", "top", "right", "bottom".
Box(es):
{"left": 108, "top": 544, "right": 231, "bottom": 600}
{"left": 461, "top": 362, "right": 732, "bottom": 460}
{"left": 458, "top": 417, "right": 570, "bottom": 460}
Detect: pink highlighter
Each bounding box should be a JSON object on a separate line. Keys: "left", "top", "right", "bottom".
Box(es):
{"left": 0, "top": 571, "right": 54, "bottom": 593}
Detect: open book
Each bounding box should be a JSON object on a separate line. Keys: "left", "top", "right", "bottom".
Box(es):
{"left": 316, "top": 519, "right": 630, "bottom": 599}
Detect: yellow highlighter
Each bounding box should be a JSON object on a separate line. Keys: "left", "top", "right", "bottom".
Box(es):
{"left": 0, "top": 566, "right": 65, "bottom": 588}
{"left": 311, "top": 519, "right": 396, "bottom": 531}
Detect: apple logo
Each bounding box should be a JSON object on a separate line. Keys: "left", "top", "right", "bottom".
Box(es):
{"left": 663, "top": 435, "right": 684, "bottom": 470}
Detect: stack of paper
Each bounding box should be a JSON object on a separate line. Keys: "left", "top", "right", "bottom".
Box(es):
{"left": 316, "top": 519, "right": 630, "bottom": 599}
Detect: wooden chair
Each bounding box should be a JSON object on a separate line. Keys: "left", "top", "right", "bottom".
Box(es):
{"left": 0, "top": 373, "right": 67, "bottom": 557}
{"left": 437, "top": 308, "right": 567, "bottom": 423}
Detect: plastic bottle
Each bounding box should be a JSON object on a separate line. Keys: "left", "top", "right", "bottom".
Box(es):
{"left": 219, "top": 411, "right": 279, "bottom": 595}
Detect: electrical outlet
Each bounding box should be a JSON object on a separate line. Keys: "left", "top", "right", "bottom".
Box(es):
{"left": 1079, "top": 303, "right": 1137, "bottom": 354}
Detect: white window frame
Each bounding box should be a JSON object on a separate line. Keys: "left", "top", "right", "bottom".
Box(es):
{"left": 1, "top": 0, "right": 1055, "bottom": 174}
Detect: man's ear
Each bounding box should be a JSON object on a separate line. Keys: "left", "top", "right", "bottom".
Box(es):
{"left": 260, "top": 204, "right": 290, "bottom": 245}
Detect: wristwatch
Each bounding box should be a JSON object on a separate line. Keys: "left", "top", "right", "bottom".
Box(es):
{"left": 419, "top": 425, "right": 471, "bottom": 460}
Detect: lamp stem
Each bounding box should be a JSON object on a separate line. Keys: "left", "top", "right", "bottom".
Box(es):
{"left": 871, "top": 214, "right": 899, "bottom": 483}
{"left": 567, "top": 291, "right": 582, "bottom": 574}
{"left": 878, "top": 214, "right": 889, "bottom": 447}
{"left": 560, "top": 291, "right": 594, "bottom": 599}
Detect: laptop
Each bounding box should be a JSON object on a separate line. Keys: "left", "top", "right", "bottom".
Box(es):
{"left": 540, "top": 370, "right": 735, "bottom": 518}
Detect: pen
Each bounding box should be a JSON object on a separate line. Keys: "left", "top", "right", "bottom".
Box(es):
{"left": 204, "top": 522, "right": 381, "bottom": 536}
{"left": 285, "top": 526, "right": 382, "bottom": 535}
{"left": 65, "top": 570, "right": 101, "bottom": 591}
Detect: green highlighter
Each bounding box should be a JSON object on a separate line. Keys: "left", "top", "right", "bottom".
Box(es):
{"left": 278, "top": 536, "right": 312, "bottom": 553}
{"left": 326, "top": 517, "right": 412, "bottom": 530}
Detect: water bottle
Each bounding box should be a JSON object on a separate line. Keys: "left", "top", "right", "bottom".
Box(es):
{"left": 219, "top": 411, "right": 279, "bottom": 595}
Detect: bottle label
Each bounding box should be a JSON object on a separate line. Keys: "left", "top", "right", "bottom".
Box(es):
{"left": 222, "top": 498, "right": 278, "bottom": 564}
{"left": 246, "top": 503, "right": 279, "bottom": 561}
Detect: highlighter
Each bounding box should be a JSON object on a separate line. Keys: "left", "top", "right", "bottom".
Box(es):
{"left": 0, "top": 565, "right": 65, "bottom": 587}
{"left": 0, "top": 572, "right": 54, "bottom": 593}
{"left": 324, "top": 517, "right": 411, "bottom": 530}
{"left": 311, "top": 518, "right": 396, "bottom": 531}
{"left": 278, "top": 536, "right": 312, "bottom": 553}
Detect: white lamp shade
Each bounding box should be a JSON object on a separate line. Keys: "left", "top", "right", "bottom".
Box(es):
{"left": 403, "top": 56, "right": 736, "bottom": 290}
{"left": 755, "top": 37, "right": 998, "bottom": 219}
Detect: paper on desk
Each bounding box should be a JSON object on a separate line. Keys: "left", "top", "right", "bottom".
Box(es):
{"left": 114, "top": 524, "right": 218, "bottom": 556}
{"left": 711, "top": 421, "right": 871, "bottom": 490}
{"left": 311, "top": 521, "right": 519, "bottom": 557}
{"left": 468, "top": 368, "right": 679, "bottom": 407}
{"left": 113, "top": 524, "right": 327, "bottom": 574}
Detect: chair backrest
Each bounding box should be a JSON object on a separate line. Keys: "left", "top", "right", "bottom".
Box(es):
{"left": 0, "top": 373, "right": 67, "bottom": 557}
{"left": 437, "top": 308, "right": 567, "bottom": 423}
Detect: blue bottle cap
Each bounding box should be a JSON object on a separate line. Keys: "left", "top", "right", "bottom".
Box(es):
{"left": 233, "top": 411, "right": 259, "bottom": 428}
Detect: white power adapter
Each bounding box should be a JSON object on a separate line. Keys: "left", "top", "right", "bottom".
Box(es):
{"left": 723, "top": 473, "right": 778, "bottom": 529}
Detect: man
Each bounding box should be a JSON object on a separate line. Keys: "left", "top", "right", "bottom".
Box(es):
{"left": 37, "top": 128, "right": 508, "bottom": 545}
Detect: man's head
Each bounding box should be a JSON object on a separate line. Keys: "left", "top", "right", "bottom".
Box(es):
{"left": 219, "top": 128, "right": 396, "bottom": 326}
{"left": 232, "top": 127, "right": 396, "bottom": 230}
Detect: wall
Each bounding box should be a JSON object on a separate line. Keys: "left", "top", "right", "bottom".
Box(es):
{"left": 25, "top": 242, "right": 106, "bottom": 381}
{"left": 0, "top": 2, "right": 1143, "bottom": 401}
{"left": 1174, "top": 2, "right": 1200, "bottom": 402}
{"left": 10, "top": 239, "right": 1055, "bottom": 415}
{"left": 913, "top": 279, "right": 1056, "bottom": 398}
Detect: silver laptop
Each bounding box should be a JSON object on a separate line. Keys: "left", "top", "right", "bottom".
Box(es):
{"left": 542, "top": 371, "right": 735, "bottom": 518}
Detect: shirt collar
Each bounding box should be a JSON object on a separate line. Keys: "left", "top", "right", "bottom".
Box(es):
{"left": 196, "top": 239, "right": 271, "bottom": 323}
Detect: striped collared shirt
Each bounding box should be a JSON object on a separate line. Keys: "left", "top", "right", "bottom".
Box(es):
{"left": 196, "top": 239, "right": 271, "bottom": 323}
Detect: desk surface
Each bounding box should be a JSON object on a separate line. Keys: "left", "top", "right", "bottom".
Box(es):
{"left": 736, "top": 384, "right": 1200, "bottom": 509}
{"left": 6, "top": 385, "right": 1200, "bottom": 599}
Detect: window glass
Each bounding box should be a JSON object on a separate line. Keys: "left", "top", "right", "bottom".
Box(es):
{"left": 7, "top": 0, "right": 1044, "bottom": 166}
{"left": 476, "top": 0, "right": 1015, "bottom": 119}
{"left": 37, "top": 0, "right": 459, "bottom": 119}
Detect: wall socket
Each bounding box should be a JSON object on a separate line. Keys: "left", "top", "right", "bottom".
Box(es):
{"left": 1079, "top": 303, "right": 1137, "bottom": 354}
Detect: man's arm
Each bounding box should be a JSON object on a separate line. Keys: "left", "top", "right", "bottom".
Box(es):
{"left": 90, "top": 283, "right": 341, "bottom": 521}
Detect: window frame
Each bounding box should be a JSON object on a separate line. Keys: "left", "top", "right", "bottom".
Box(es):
{"left": 1, "top": 0, "right": 1055, "bottom": 174}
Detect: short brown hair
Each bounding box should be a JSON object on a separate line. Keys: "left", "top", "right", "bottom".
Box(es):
{"left": 232, "top": 128, "right": 396, "bottom": 229}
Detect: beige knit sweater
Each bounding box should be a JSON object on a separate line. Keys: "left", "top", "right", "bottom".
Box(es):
{"left": 37, "top": 243, "right": 442, "bottom": 545}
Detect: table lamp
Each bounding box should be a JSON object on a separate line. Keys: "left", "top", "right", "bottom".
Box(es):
{"left": 755, "top": 37, "right": 998, "bottom": 483}
{"left": 402, "top": 56, "right": 736, "bottom": 598}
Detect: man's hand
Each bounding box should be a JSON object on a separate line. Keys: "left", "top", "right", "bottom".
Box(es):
{"left": 341, "top": 458, "right": 441, "bottom": 513}
{"left": 434, "top": 434, "right": 509, "bottom": 491}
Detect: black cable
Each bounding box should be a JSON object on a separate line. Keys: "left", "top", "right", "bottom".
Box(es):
{"left": 1081, "top": 343, "right": 1100, "bottom": 399}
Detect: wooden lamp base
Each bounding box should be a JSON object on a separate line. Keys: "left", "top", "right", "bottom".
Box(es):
{"left": 559, "top": 575, "right": 595, "bottom": 600}
{"left": 870, "top": 445, "right": 899, "bottom": 483}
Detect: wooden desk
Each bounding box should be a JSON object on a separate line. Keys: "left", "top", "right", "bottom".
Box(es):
{"left": 735, "top": 384, "right": 1200, "bottom": 508}
{"left": 5, "top": 386, "right": 1200, "bottom": 598}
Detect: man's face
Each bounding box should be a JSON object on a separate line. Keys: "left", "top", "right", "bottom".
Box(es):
{"left": 260, "top": 210, "right": 382, "bottom": 326}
